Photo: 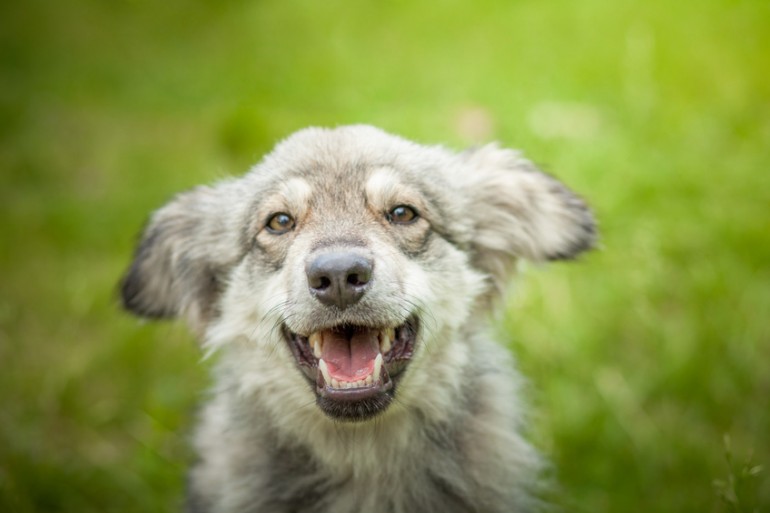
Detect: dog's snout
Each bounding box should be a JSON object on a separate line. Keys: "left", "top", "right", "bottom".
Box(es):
{"left": 306, "top": 252, "right": 373, "bottom": 309}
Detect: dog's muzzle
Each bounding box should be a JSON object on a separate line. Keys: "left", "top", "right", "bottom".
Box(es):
{"left": 283, "top": 250, "right": 417, "bottom": 420}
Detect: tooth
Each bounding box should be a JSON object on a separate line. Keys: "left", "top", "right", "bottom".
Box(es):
{"left": 358, "top": 380, "right": 366, "bottom": 387}
{"left": 365, "top": 375, "right": 373, "bottom": 385}
{"left": 318, "top": 359, "right": 331, "bottom": 385}
{"left": 373, "top": 353, "right": 383, "bottom": 382}
{"left": 310, "top": 332, "right": 322, "bottom": 359}
{"left": 331, "top": 378, "right": 339, "bottom": 389}
{"left": 379, "top": 329, "right": 393, "bottom": 354}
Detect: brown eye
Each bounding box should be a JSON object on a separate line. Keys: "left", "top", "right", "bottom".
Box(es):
{"left": 387, "top": 205, "right": 418, "bottom": 224}
{"left": 266, "top": 213, "right": 295, "bottom": 234}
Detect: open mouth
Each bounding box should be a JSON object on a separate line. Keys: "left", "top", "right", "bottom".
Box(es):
{"left": 284, "top": 317, "right": 418, "bottom": 421}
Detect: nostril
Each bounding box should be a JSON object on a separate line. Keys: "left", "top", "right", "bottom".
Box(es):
{"left": 307, "top": 268, "right": 334, "bottom": 291}
{"left": 347, "top": 273, "right": 365, "bottom": 287}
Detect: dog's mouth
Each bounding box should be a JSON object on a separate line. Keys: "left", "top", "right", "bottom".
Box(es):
{"left": 283, "top": 317, "right": 418, "bottom": 421}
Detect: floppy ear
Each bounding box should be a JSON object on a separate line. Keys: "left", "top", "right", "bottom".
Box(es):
{"left": 120, "top": 182, "right": 244, "bottom": 330}
{"left": 461, "top": 144, "right": 597, "bottom": 290}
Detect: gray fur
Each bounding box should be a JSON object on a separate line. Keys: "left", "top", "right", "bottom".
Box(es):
{"left": 121, "top": 125, "right": 596, "bottom": 512}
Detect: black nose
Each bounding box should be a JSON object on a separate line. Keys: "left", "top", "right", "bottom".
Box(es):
{"left": 305, "top": 252, "right": 373, "bottom": 309}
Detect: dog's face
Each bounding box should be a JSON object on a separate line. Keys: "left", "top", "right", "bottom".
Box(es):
{"left": 121, "top": 126, "right": 595, "bottom": 422}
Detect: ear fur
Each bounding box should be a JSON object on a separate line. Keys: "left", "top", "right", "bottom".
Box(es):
{"left": 120, "top": 182, "right": 244, "bottom": 330}
{"left": 461, "top": 144, "right": 597, "bottom": 289}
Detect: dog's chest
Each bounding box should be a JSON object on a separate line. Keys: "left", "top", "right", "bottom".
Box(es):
{"left": 260, "top": 427, "right": 477, "bottom": 513}
{"left": 267, "top": 463, "right": 475, "bottom": 513}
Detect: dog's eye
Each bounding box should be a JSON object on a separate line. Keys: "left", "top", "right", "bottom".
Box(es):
{"left": 387, "top": 205, "right": 418, "bottom": 225}
{"left": 266, "top": 213, "right": 295, "bottom": 234}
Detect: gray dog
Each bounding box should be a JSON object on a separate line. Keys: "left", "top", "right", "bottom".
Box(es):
{"left": 121, "top": 125, "right": 595, "bottom": 513}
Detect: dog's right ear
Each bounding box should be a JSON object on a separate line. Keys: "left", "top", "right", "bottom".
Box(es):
{"left": 460, "top": 144, "right": 597, "bottom": 293}
{"left": 120, "top": 182, "right": 243, "bottom": 330}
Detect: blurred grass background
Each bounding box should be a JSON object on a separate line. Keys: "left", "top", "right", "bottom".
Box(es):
{"left": 1, "top": 0, "right": 768, "bottom": 511}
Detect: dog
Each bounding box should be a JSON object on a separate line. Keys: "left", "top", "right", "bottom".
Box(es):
{"left": 120, "top": 125, "right": 596, "bottom": 513}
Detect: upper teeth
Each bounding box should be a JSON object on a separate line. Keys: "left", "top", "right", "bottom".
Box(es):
{"left": 309, "top": 332, "right": 323, "bottom": 359}
{"left": 379, "top": 328, "right": 394, "bottom": 354}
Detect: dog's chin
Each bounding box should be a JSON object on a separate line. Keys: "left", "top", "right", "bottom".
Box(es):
{"left": 283, "top": 316, "right": 418, "bottom": 422}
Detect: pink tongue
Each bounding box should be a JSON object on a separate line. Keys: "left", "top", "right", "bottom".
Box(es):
{"left": 321, "top": 329, "right": 379, "bottom": 381}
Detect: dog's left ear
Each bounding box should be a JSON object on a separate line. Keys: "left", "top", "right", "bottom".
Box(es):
{"left": 120, "top": 181, "right": 244, "bottom": 332}
{"left": 461, "top": 144, "right": 597, "bottom": 289}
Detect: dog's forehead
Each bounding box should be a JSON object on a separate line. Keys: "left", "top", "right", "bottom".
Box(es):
{"left": 254, "top": 162, "right": 396, "bottom": 210}
{"left": 255, "top": 129, "right": 449, "bottom": 206}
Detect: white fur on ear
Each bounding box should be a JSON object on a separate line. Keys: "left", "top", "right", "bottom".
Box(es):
{"left": 120, "top": 181, "right": 245, "bottom": 332}
{"left": 461, "top": 144, "right": 596, "bottom": 287}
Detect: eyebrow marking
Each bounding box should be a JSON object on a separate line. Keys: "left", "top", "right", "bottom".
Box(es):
{"left": 365, "top": 168, "right": 400, "bottom": 206}
{"left": 365, "top": 168, "right": 424, "bottom": 212}
{"left": 277, "top": 177, "right": 312, "bottom": 217}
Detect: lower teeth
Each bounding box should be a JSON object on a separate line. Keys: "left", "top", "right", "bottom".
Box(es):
{"left": 330, "top": 378, "right": 371, "bottom": 389}
{"left": 324, "top": 372, "right": 378, "bottom": 389}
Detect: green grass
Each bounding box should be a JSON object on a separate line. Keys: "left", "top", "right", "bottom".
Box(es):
{"left": 1, "top": 0, "right": 768, "bottom": 511}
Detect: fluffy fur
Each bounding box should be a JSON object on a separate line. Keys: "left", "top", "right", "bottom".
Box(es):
{"left": 121, "top": 125, "right": 596, "bottom": 513}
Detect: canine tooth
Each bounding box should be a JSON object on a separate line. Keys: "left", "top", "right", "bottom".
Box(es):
{"left": 318, "top": 359, "right": 331, "bottom": 385}
{"left": 379, "top": 329, "right": 393, "bottom": 354}
{"left": 309, "top": 332, "right": 323, "bottom": 359}
{"left": 373, "top": 353, "right": 383, "bottom": 381}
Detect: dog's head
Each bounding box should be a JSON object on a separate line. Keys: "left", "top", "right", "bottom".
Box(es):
{"left": 121, "top": 125, "right": 595, "bottom": 422}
